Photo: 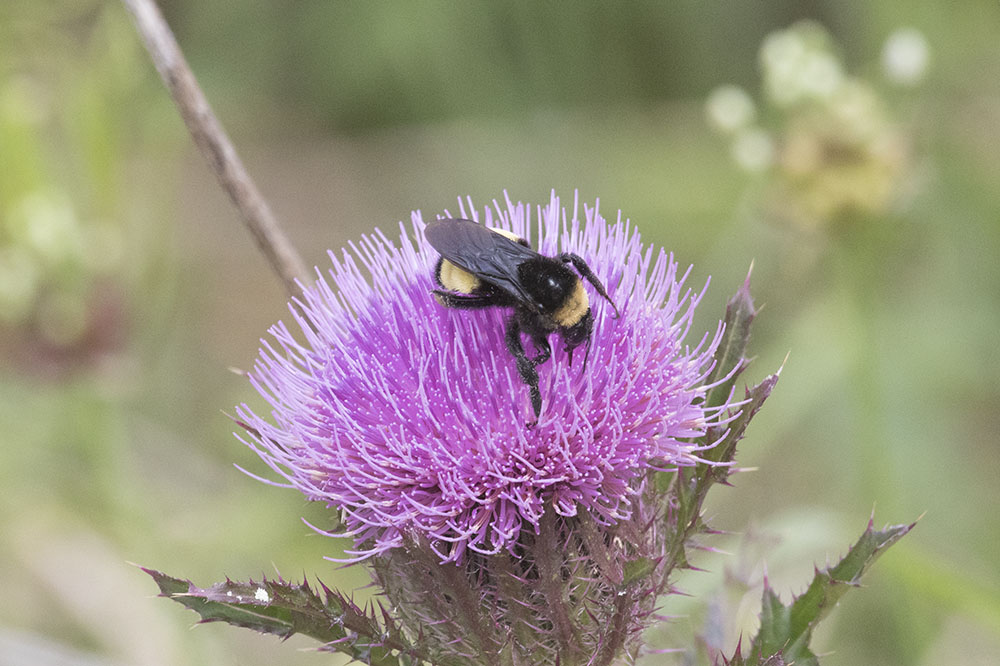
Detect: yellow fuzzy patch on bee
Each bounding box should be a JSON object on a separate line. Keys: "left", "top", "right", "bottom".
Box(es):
{"left": 438, "top": 260, "right": 481, "bottom": 294}
{"left": 487, "top": 227, "right": 522, "bottom": 242}
{"left": 553, "top": 281, "right": 589, "bottom": 327}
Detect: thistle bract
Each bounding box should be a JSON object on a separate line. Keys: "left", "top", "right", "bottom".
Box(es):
{"left": 237, "top": 193, "right": 729, "bottom": 563}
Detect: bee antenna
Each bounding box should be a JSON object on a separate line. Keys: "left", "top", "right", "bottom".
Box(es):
{"left": 559, "top": 252, "right": 620, "bottom": 319}
{"left": 605, "top": 294, "right": 621, "bottom": 319}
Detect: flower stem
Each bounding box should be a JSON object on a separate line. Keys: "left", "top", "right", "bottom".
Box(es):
{"left": 121, "top": 0, "right": 309, "bottom": 298}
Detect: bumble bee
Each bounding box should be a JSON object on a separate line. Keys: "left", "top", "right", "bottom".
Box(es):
{"left": 425, "top": 218, "right": 619, "bottom": 418}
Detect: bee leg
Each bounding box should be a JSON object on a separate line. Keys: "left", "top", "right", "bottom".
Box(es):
{"left": 529, "top": 336, "right": 551, "bottom": 368}
{"left": 558, "top": 252, "right": 620, "bottom": 318}
{"left": 565, "top": 335, "right": 593, "bottom": 370}
{"left": 505, "top": 317, "right": 542, "bottom": 418}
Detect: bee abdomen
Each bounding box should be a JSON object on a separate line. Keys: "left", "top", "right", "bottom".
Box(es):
{"left": 436, "top": 257, "right": 482, "bottom": 294}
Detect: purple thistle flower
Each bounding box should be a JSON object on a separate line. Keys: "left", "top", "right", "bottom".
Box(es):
{"left": 236, "top": 192, "right": 730, "bottom": 564}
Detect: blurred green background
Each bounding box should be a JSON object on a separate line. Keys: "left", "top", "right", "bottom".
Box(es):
{"left": 1, "top": 1, "right": 998, "bottom": 664}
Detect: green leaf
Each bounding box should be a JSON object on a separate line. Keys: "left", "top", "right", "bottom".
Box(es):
{"left": 142, "top": 568, "right": 410, "bottom": 666}
{"left": 704, "top": 267, "right": 757, "bottom": 411}
{"left": 721, "top": 643, "right": 786, "bottom": 666}
{"left": 744, "top": 518, "right": 916, "bottom": 665}
{"left": 693, "top": 271, "right": 776, "bottom": 474}
{"left": 663, "top": 276, "right": 778, "bottom": 587}
{"left": 705, "top": 369, "right": 780, "bottom": 469}
{"left": 622, "top": 557, "right": 657, "bottom": 585}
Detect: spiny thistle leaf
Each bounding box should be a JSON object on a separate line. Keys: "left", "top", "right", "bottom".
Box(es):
{"left": 720, "top": 640, "right": 786, "bottom": 666}
{"left": 741, "top": 518, "right": 916, "bottom": 665}
{"left": 142, "top": 568, "right": 409, "bottom": 665}
{"left": 704, "top": 267, "right": 757, "bottom": 411}
{"left": 706, "top": 370, "right": 780, "bottom": 471}
{"left": 663, "top": 274, "right": 777, "bottom": 583}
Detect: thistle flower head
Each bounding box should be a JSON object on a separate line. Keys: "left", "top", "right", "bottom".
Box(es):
{"left": 237, "top": 193, "right": 729, "bottom": 563}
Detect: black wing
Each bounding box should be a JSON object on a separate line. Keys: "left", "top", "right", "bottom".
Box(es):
{"left": 425, "top": 218, "right": 540, "bottom": 302}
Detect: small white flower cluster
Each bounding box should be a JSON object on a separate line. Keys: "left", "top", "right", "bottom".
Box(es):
{"left": 705, "top": 21, "right": 928, "bottom": 227}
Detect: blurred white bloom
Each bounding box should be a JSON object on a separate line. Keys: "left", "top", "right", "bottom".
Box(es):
{"left": 760, "top": 29, "right": 807, "bottom": 76}
{"left": 731, "top": 127, "right": 775, "bottom": 173}
{"left": 799, "top": 51, "right": 844, "bottom": 100}
{"left": 761, "top": 22, "right": 846, "bottom": 106}
{"left": 761, "top": 29, "right": 808, "bottom": 106}
{"left": 706, "top": 85, "right": 756, "bottom": 133}
{"left": 882, "top": 28, "right": 930, "bottom": 86}
{"left": 8, "top": 191, "right": 83, "bottom": 266}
